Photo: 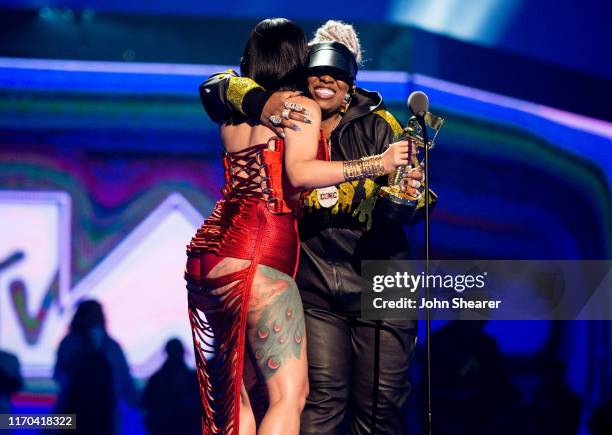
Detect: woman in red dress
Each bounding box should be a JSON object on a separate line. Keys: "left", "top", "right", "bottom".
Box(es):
{"left": 184, "top": 18, "right": 411, "bottom": 435}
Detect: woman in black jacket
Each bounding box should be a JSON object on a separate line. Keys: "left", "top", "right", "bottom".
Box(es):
{"left": 199, "top": 21, "right": 423, "bottom": 435}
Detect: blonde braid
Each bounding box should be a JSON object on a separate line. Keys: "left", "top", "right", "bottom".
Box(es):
{"left": 311, "top": 20, "right": 363, "bottom": 65}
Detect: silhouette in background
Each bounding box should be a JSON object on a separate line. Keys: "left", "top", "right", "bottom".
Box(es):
{"left": 588, "top": 400, "right": 612, "bottom": 435}
{"left": 526, "top": 358, "right": 581, "bottom": 435}
{"left": 141, "top": 338, "right": 200, "bottom": 435}
{"left": 420, "top": 320, "right": 522, "bottom": 435}
{"left": 53, "top": 299, "right": 137, "bottom": 435}
{"left": 0, "top": 349, "right": 22, "bottom": 413}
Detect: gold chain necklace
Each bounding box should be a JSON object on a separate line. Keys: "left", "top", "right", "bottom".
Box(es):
{"left": 332, "top": 113, "right": 342, "bottom": 130}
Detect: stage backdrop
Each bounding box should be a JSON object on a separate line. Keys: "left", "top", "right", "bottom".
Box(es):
{"left": 0, "top": 58, "right": 611, "bottom": 433}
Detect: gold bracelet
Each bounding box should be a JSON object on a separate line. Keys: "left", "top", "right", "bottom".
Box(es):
{"left": 343, "top": 159, "right": 362, "bottom": 181}
{"left": 343, "top": 154, "right": 385, "bottom": 181}
{"left": 360, "top": 154, "right": 386, "bottom": 178}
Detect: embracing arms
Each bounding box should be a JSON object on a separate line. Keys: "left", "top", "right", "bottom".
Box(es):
{"left": 199, "top": 70, "right": 310, "bottom": 135}
{"left": 281, "top": 98, "right": 412, "bottom": 191}
{"left": 201, "top": 72, "right": 418, "bottom": 193}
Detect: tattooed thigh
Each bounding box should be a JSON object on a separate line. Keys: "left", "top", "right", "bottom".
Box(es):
{"left": 246, "top": 265, "right": 305, "bottom": 380}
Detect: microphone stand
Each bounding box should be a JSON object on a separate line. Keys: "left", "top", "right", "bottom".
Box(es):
{"left": 416, "top": 113, "right": 432, "bottom": 435}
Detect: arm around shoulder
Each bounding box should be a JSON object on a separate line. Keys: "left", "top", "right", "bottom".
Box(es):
{"left": 199, "top": 70, "right": 270, "bottom": 124}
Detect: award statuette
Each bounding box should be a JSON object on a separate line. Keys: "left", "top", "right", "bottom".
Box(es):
{"left": 377, "top": 94, "right": 444, "bottom": 224}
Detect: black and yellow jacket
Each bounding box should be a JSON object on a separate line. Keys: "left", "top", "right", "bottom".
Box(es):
{"left": 199, "top": 71, "right": 412, "bottom": 314}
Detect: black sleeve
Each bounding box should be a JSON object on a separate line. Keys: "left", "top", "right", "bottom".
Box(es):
{"left": 373, "top": 107, "right": 404, "bottom": 154}
{"left": 199, "top": 70, "right": 271, "bottom": 124}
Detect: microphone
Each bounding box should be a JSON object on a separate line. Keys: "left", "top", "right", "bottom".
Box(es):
{"left": 408, "top": 90, "right": 434, "bottom": 435}
{"left": 408, "top": 91, "right": 429, "bottom": 118}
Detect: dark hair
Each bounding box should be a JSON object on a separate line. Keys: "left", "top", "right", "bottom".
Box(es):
{"left": 165, "top": 338, "right": 185, "bottom": 360}
{"left": 70, "top": 299, "right": 105, "bottom": 333}
{"left": 240, "top": 18, "right": 307, "bottom": 91}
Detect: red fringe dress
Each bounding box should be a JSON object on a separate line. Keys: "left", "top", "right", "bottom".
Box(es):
{"left": 184, "top": 137, "right": 301, "bottom": 434}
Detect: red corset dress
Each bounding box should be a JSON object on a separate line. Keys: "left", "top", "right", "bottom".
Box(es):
{"left": 184, "top": 137, "right": 300, "bottom": 435}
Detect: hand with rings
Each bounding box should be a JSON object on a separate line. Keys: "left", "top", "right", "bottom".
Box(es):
{"left": 269, "top": 115, "right": 283, "bottom": 126}
{"left": 284, "top": 101, "right": 304, "bottom": 112}
{"left": 260, "top": 91, "right": 313, "bottom": 137}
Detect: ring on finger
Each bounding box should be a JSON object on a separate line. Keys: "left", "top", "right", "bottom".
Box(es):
{"left": 281, "top": 108, "right": 291, "bottom": 119}
{"left": 269, "top": 115, "right": 282, "bottom": 126}
{"left": 284, "top": 101, "right": 303, "bottom": 112}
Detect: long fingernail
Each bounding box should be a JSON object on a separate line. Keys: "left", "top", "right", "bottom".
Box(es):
{"left": 292, "top": 125, "right": 302, "bottom": 131}
{"left": 304, "top": 116, "right": 312, "bottom": 124}
{"left": 280, "top": 132, "right": 286, "bottom": 138}
{"left": 411, "top": 180, "right": 421, "bottom": 188}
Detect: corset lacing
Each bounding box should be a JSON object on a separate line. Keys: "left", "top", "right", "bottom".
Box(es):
{"left": 221, "top": 137, "right": 294, "bottom": 214}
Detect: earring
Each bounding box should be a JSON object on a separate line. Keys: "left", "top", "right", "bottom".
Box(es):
{"left": 340, "top": 90, "right": 353, "bottom": 114}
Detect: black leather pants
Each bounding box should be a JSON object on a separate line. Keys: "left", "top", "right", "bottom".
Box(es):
{"left": 300, "top": 308, "right": 417, "bottom": 435}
